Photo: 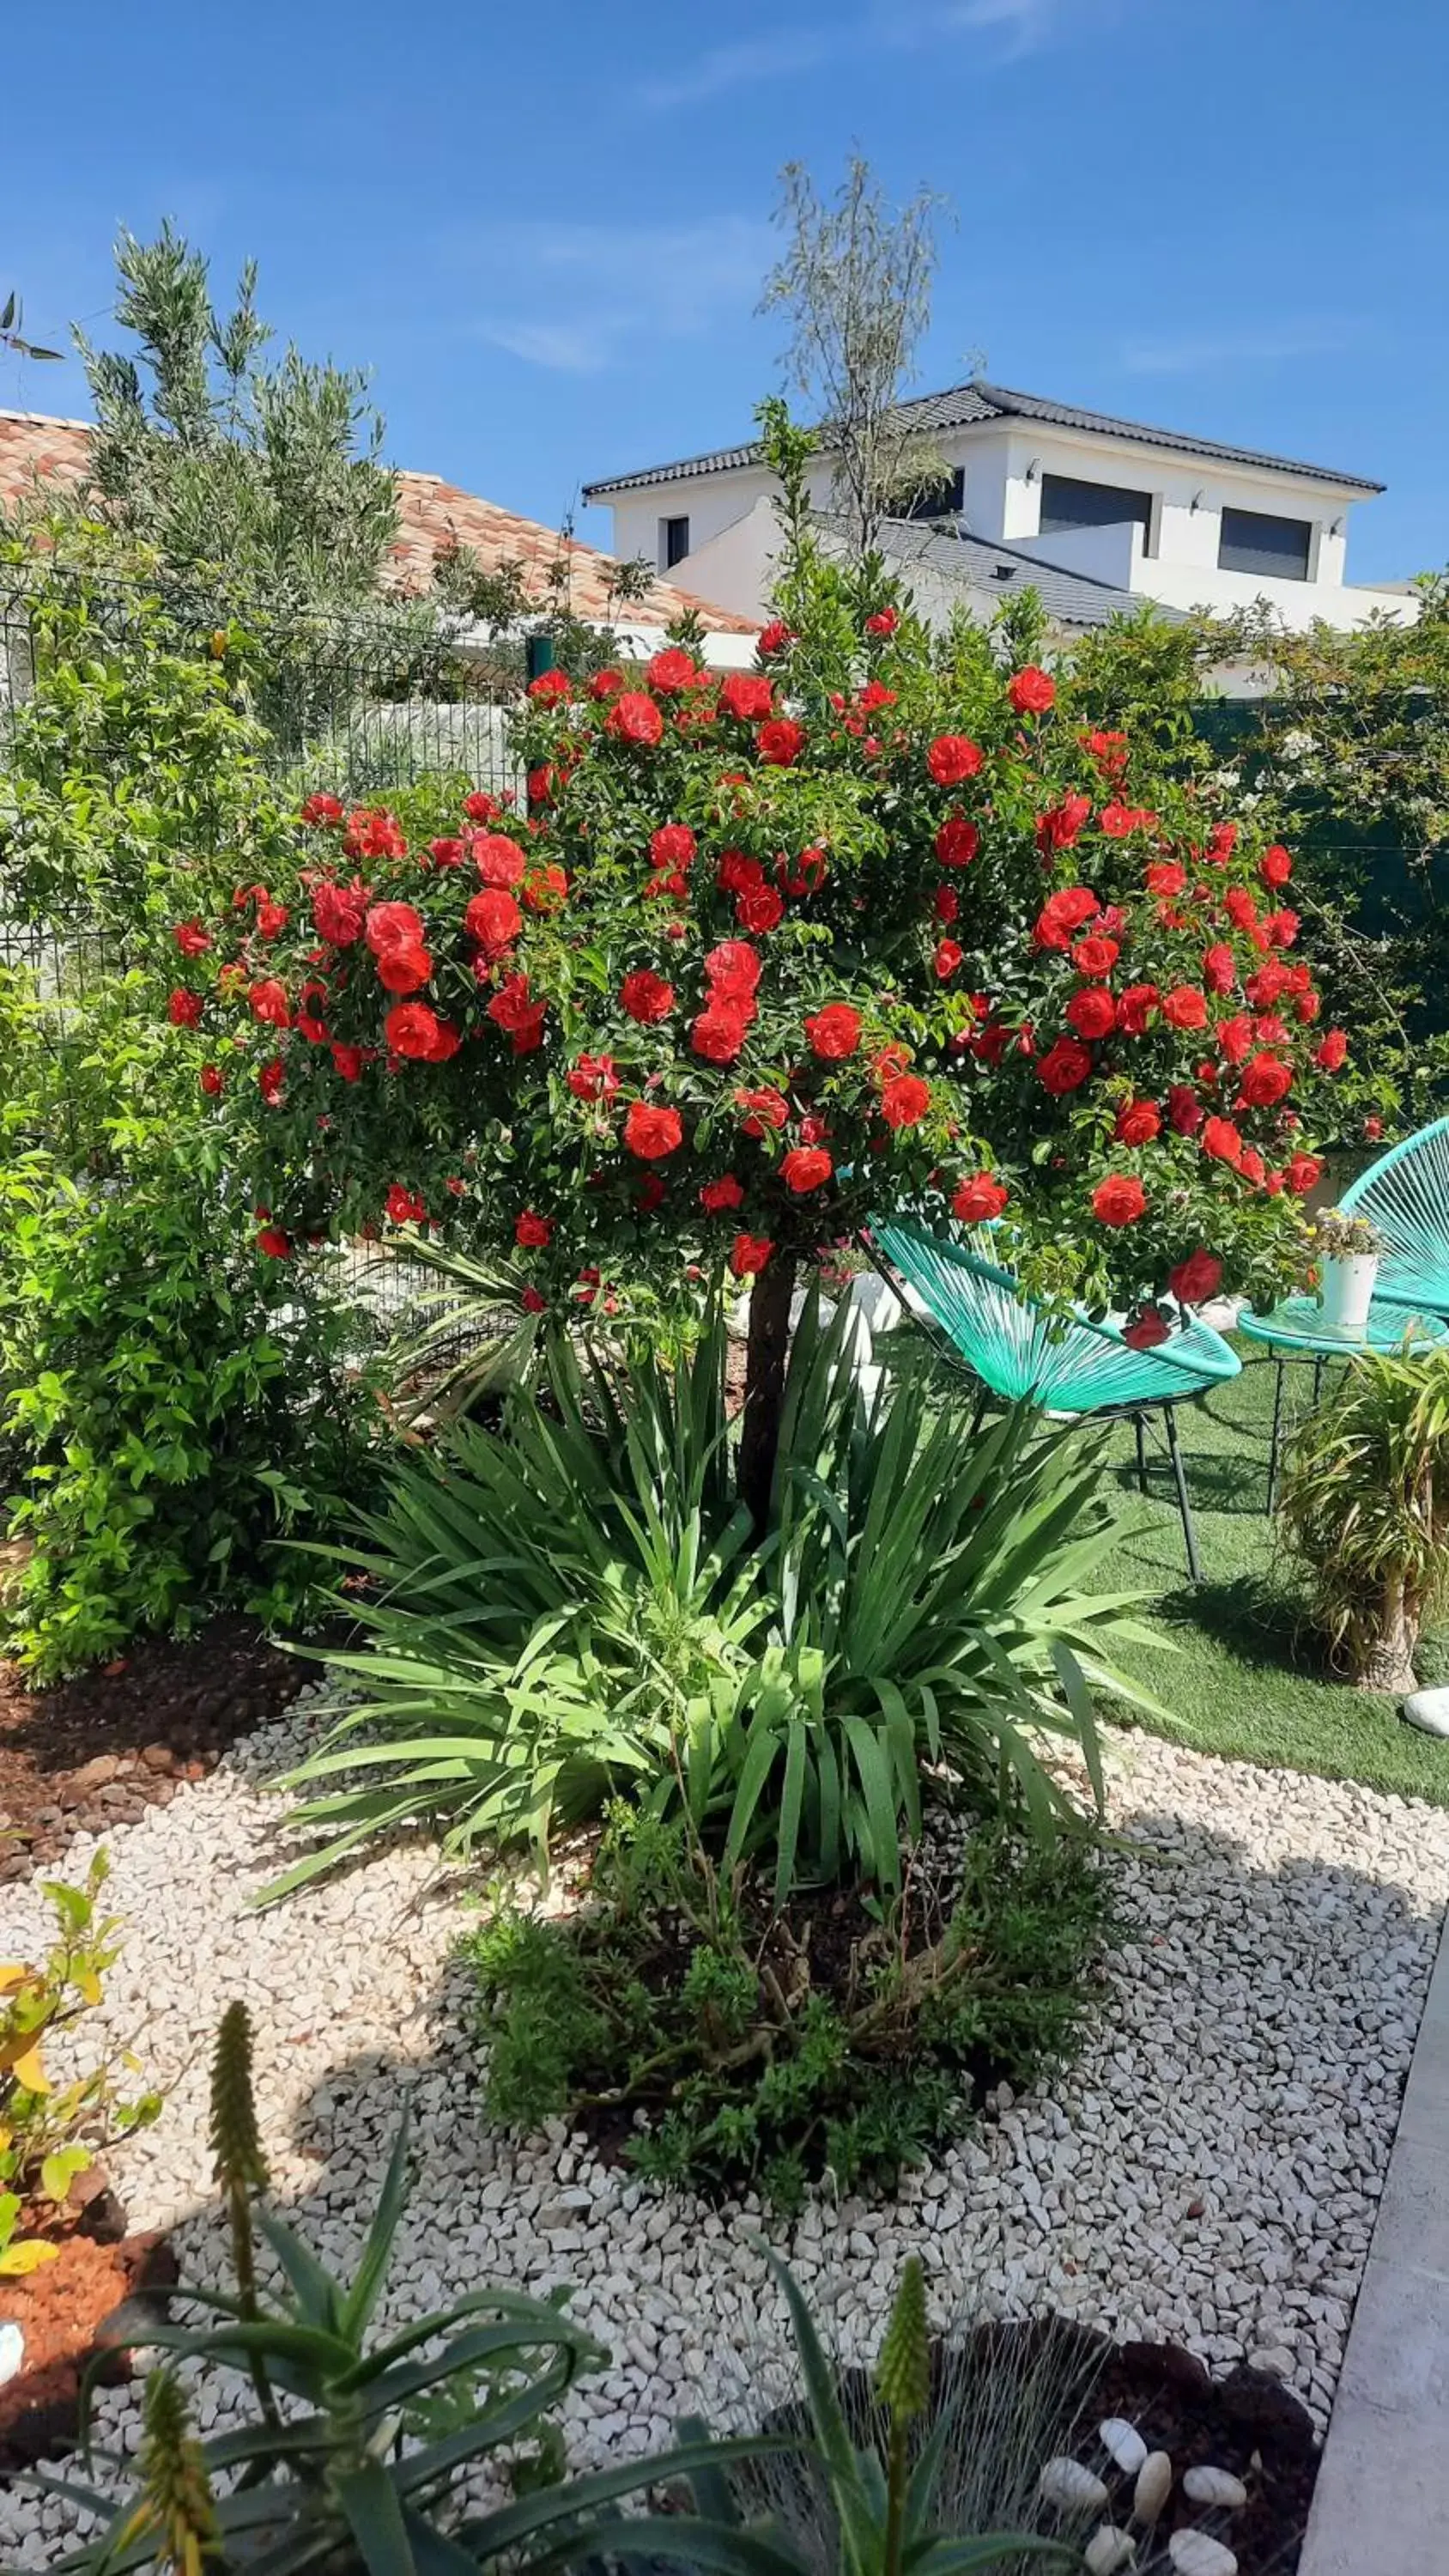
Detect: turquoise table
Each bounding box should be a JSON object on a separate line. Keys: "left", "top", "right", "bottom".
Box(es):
{"left": 1239, "top": 1295, "right": 1448, "bottom": 1510}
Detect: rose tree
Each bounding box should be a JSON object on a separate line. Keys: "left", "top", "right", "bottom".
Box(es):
{"left": 164, "top": 620, "right": 1347, "bottom": 1514}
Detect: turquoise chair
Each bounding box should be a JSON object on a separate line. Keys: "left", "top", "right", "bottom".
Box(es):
{"left": 867, "top": 1216, "right": 1240, "bottom": 1582}
{"left": 1338, "top": 1115, "right": 1449, "bottom": 1315}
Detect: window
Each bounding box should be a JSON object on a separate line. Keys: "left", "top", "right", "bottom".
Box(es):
{"left": 904, "top": 465, "right": 965, "bottom": 522}
{"left": 661, "top": 515, "right": 691, "bottom": 570}
{"left": 1039, "top": 472, "right": 1153, "bottom": 540}
{"left": 1217, "top": 506, "right": 1313, "bottom": 582}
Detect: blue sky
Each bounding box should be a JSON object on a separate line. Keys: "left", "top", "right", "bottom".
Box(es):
{"left": 3, "top": 0, "right": 1445, "bottom": 582}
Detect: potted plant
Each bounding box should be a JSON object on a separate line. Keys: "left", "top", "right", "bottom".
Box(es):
{"left": 1278, "top": 1347, "right": 1449, "bottom": 1692}
{"left": 1312, "top": 1206, "right": 1384, "bottom": 1339}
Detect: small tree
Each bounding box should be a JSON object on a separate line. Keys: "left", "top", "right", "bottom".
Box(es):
{"left": 74, "top": 222, "right": 399, "bottom": 611}
{"left": 760, "top": 156, "right": 950, "bottom": 555}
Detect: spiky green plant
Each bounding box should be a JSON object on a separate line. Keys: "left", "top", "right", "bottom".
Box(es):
{"left": 1279, "top": 1346, "right": 1449, "bottom": 1689}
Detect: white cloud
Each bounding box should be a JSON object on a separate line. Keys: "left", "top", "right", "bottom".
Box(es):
{"left": 460, "top": 217, "right": 773, "bottom": 374}
{"left": 1121, "top": 322, "right": 1358, "bottom": 375}
{"left": 635, "top": 0, "right": 1070, "bottom": 110}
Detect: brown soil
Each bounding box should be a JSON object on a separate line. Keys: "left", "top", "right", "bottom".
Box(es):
{"left": 0, "top": 1615, "right": 311, "bottom": 1883}
{"left": 0, "top": 2224, "right": 179, "bottom": 2467}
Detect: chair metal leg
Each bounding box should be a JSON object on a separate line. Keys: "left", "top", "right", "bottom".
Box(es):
{"left": 1134, "top": 1412, "right": 1149, "bottom": 1496}
{"left": 1163, "top": 1403, "right": 1202, "bottom": 1583}
{"left": 1266, "top": 1357, "right": 1287, "bottom": 1516}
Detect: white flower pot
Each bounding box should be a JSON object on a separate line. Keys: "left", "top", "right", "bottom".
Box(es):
{"left": 1319, "top": 1250, "right": 1379, "bottom": 1339}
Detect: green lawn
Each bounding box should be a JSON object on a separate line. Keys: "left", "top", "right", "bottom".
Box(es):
{"left": 1094, "top": 1340, "right": 1449, "bottom": 1807}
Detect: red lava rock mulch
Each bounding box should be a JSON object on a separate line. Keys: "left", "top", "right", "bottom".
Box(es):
{"left": 0, "top": 2214, "right": 179, "bottom": 2468}
{"left": 0, "top": 1616, "right": 312, "bottom": 1883}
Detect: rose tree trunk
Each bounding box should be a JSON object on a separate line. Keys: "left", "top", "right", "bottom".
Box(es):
{"left": 737, "top": 1254, "right": 797, "bottom": 1534}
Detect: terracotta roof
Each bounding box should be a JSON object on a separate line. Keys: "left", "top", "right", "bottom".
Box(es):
{"left": 0, "top": 411, "right": 758, "bottom": 635}
{"left": 584, "top": 375, "right": 1385, "bottom": 501}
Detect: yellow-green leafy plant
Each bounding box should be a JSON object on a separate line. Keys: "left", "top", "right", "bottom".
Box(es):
{"left": 0, "top": 1852, "right": 162, "bottom": 2275}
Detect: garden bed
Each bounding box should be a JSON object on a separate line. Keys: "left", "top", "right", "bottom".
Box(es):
{"left": 0, "top": 1617, "right": 310, "bottom": 1881}
{"left": 2, "top": 1692, "right": 1444, "bottom": 2565}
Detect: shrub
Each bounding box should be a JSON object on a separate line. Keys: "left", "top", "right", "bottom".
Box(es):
{"left": 270, "top": 1292, "right": 1155, "bottom": 1901}
{"left": 1, "top": 1854, "right": 162, "bottom": 2275}
{"left": 1278, "top": 1346, "right": 1449, "bottom": 1691}
{"left": 0, "top": 1142, "right": 373, "bottom": 1678}
{"left": 467, "top": 1803, "right": 1112, "bottom": 2211}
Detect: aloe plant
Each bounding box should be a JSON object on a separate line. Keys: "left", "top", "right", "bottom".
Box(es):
{"left": 1279, "top": 1346, "right": 1449, "bottom": 1689}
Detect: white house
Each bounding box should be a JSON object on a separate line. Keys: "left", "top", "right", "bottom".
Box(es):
{"left": 584, "top": 379, "right": 1417, "bottom": 636}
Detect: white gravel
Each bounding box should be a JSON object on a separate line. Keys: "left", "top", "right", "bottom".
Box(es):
{"left": 3, "top": 1692, "right": 1447, "bottom": 2564}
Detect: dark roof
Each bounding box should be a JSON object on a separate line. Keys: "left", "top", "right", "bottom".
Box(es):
{"left": 878, "top": 521, "right": 1185, "bottom": 630}
{"left": 583, "top": 377, "right": 1384, "bottom": 501}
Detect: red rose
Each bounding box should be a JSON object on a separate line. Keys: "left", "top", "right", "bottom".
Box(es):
{"left": 300, "top": 792, "right": 344, "bottom": 828}
{"left": 780, "top": 1146, "right": 833, "bottom": 1193}
{"left": 1295, "top": 989, "right": 1321, "bottom": 1024}
{"left": 527, "top": 763, "right": 557, "bottom": 808}
{"left": 312, "top": 877, "right": 371, "bottom": 946}
{"left": 331, "top": 1042, "right": 367, "bottom": 1083}
{"left": 515, "top": 1210, "right": 553, "bottom": 1247}
{"left": 474, "top": 834, "right": 527, "bottom": 887}
{"left": 526, "top": 669, "right": 571, "bottom": 705}
{"left": 258, "top": 1057, "right": 285, "bottom": 1107}
{"left": 488, "top": 974, "right": 547, "bottom": 1053}
{"left": 1223, "top": 887, "right": 1258, "bottom": 932}
{"left": 758, "top": 622, "right": 793, "bottom": 657}
{"left": 691, "top": 1002, "right": 751, "bottom": 1064}
{"left": 1364, "top": 1115, "right": 1385, "bottom": 1141}
{"left": 737, "top": 884, "right": 785, "bottom": 933}
{"left": 1123, "top": 1303, "right": 1172, "bottom": 1350}
{"left": 718, "top": 671, "right": 773, "bottom": 721}
{"left": 464, "top": 889, "right": 523, "bottom": 958}
{"left": 257, "top": 1226, "right": 291, "bottom": 1259}
{"left": 1202, "top": 1116, "right": 1244, "bottom": 1166}
{"left": 1007, "top": 665, "right": 1055, "bottom": 716}
{"left": 1264, "top": 908, "right": 1300, "bottom": 949}
{"left": 865, "top": 607, "right": 899, "bottom": 636}
{"left": 935, "top": 884, "right": 960, "bottom": 925}
{"left": 173, "top": 919, "right": 212, "bottom": 958}
{"left": 706, "top": 939, "right": 762, "bottom": 997}
{"left": 248, "top": 978, "right": 290, "bottom": 1028}
{"left": 344, "top": 807, "right": 407, "bottom": 860}
{"left": 1072, "top": 936, "right": 1119, "bottom": 980}
{"left": 879, "top": 1073, "right": 931, "bottom": 1130}
{"left": 952, "top": 1172, "right": 1009, "bottom": 1223}
{"left": 1240, "top": 1149, "right": 1266, "bottom": 1186}
{"left": 1315, "top": 1029, "right": 1349, "bottom": 1071}
{"left": 624, "top": 1100, "right": 683, "bottom": 1159}
{"left": 1144, "top": 860, "right": 1187, "bottom": 897}
{"left": 521, "top": 1285, "right": 549, "bottom": 1312}
{"left": 1092, "top": 1174, "right": 1147, "bottom": 1226}
{"left": 646, "top": 647, "right": 698, "bottom": 695}
{"left": 385, "top": 1184, "right": 427, "bottom": 1225}
{"left": 934, "top": 939, "right": 964, "bottom": 980}
{"left": 620, "top": 969, "right": 676, "bottom": 1024}
{"left": 463, "top": 790, "right": 502, "bottom": 822}
{"left": 608, "top": 692, "right": 665, "bottom": 746}
{"left": 700, "top": 1174, "right": 746, "bottom": 1213}
{"left": 936, "top": 815, "right": 980, "bottom": 868}
{"left": 1162, "top": 986, "right": 1208, "bottom": 1030}
{"left": 757, "top": 717, "right": 805, "bottom": 766}
{"left": 1036, "top": 793, "right": 1092, "bottom": 855}
{"left": 927, "top": 733, "right": 985, "bottom": 786}
{"left": 385, "top": 1001, "right": 452, "bottom": 1060}
{"left": 1169, "top": 1249, "right": 1222, "bottom": 1306}
{"left": 1237, "top": 1050, "right": 1293, "bottom": 1109}
{"left": 805, "top": 1002, "right": 862, "bottom": 1060}
{"left": 1034, "top": 887, "right": 1099, "bottom": 950}
{"left": 1115, "top": 1098, "right": 1162, "bottom": 1145}
{"left": 1287, "top": 1151, "right": 1323, "bottom": 1195}
{"left": 523, "top": 862, "right": 568, "bottom": 913}
{"left": 198, "top": 1063, "right": 224, "bottom": 1096}
{"left": 776, "top": 844, "right": 827, "bottom": 896}
{"left": 736, "top": 1085, "right": 790, "bottom": 1136}
{"left": 427, "top": 837, "right": 465, "bottom": 868}
{"left": 650, "top": 823, "right": 697, "bottom": 872}
{"left": 1260, "top": 843, "right": 1293, "bottom": 888}
{"left": 1066, "top": 988, "right": 1117, "bottom": 1040}
{"left": 1037, "top": 1036, "right": 1094, "bottom": 1095}
{"left": 1203, "top": 944, "right": 1236, "bottom": 996}
{"left": 1117, "top": 981, "right": 1160, "bottom": 1036}
{"left": 587, "top": 669, "right": 625, "bottom": 702}
{"left": 366, "top": 900, "right": 424, "bottom": 957}
{"left": 567, "top": 1051, "right": 619, "bottom": 1102}
{"left": 167, "top": 987, "right": 203, "bottom": 1027}
{"left": 1205, "top": 821, "right": 1239, "bottom": 865}
{"left": 1168, "top": 1084, "right": 1204, "bottom": 1137}
{"left": 377, "top": 944, "right": 433, "bottom": 995}
{"left": 731, "top": 1232, "right": 773, "bottom": 1277}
